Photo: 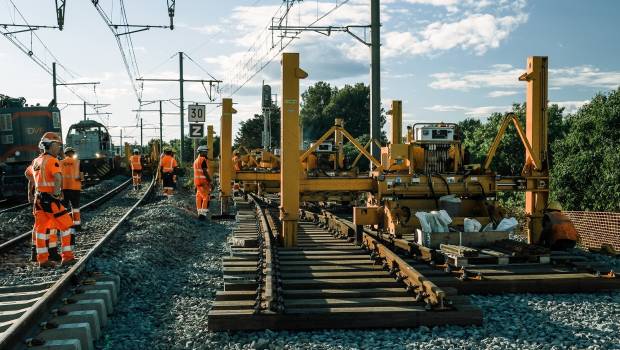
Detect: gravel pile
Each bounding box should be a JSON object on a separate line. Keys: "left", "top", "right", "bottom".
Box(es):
{"left": 94, "top": 192, "right": 620, "bottom": 350}
{"left": 0, "top": 180, "right": 147, "bottom": 287}
{"left": 0, "top": 175, "right": 129, "bottom": 242}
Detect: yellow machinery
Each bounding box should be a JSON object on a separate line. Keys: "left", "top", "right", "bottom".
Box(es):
{"left": 359, "top": 56, "right": 556, "bottom": 246}
{"left": 225, "top": 54, "right": 569, "bottom": 248}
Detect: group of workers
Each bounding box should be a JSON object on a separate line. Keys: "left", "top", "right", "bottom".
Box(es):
{"left": 25, "top": 132, "right": 83, "bottom": 268}
{"left": 23, "top": 130, "right": 217, "bottom": 268}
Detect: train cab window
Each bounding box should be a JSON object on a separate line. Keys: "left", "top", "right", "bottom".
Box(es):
{"left": 52, "top": 112, "right": 61, "bottom": 129}
{"left": 0, "top": 114, "right": 12, "bottom": 131}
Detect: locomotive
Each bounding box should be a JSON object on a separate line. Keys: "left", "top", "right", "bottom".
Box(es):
{"left": 0, "top": 95, "right": 62, "bottom": 198}
{"left": 65, "top": 119, "right": 114, "bottom": 181}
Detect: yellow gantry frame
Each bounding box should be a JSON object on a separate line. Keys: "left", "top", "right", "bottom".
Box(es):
{"left": 207, "top": 125, "right": 215, "bottom": 179}
{"left": 521, "top": 56, "right": 549, "bottom": 244}
{"left": 299, "top": 125, "right": 382, "bottom": 169}
{"left": 387, "top": 100, "right": 403, "bottom": 145}
{"left": 220, "top": 98, "right": 236, "bottom": 215}
{"left": 280, "top": 53, "right": 307, "bottom": 247}
{"left": 482, "top": 113, "right": 542, "bottom": 172}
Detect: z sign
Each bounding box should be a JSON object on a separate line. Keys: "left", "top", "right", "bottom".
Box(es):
{"left": 189, "top": 123, "right": 204, "bottom": 138}
{"left": 188, "top": 104, "right": 206, "bottom": 122}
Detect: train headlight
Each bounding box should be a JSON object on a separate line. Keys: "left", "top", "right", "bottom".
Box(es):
{"left": 73, "top": 154, "right": 78, "bottom": 159}
{"left": 95, "top": 153, "right": 100, "bottom": 158}
{"left": 14, "top": 151, "right": 21, "bottom": 157}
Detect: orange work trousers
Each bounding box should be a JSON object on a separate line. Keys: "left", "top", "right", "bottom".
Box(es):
{"left": 33, "top": 194, "right": 74, "bottom": 263}
{"left": 196, "top": 184, "right": 210, "bottom": 216}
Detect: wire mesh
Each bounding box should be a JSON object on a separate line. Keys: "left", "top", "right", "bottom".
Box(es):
{"left": 564, "top": 211, "right": 620, "bottom": 251}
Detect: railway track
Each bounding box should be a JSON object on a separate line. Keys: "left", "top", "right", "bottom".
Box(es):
{"left": 0, "top": 177, "right": 155, "bottom": 349}
{"left": 208, "top": 195, "right": 620, "bottom": 332}
{"left": 209, "top": 195, "right": 482, "bottom": 331}
{"left": 0, "top": 201, "right": 29, "bottom": 214}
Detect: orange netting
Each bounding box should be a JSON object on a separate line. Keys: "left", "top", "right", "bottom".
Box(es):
{"left": 564, "top": 211, "right": 620, "bottom": 251}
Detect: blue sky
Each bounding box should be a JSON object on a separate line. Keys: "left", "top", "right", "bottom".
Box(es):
{"left": 1, "top": 0, "right": 619, "bottom": 145}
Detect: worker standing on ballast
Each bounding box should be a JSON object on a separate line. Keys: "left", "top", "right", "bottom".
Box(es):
{"left": 28, "top": 132, "right": 75, "bottom": 268}
{"left": 61, "top": 147, "right": 84, "bottom": 231}
{"left": 130, "top": 149, "right": 143, "bottom": 190}
{"left": 160, "top": 148, "right": 178, "bottom": 197}
{"left": 193, "top": 145, "right": 212, "bottom": 220}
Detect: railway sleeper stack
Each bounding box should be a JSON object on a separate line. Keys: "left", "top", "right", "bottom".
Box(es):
{"left": 209, "top": 200, "right": 483, "bottom": 331}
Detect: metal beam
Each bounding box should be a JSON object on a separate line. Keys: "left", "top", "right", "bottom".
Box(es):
{"left": 280, "top": 52, "right": 307, "bottom": 247}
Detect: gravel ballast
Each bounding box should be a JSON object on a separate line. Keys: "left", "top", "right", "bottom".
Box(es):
{"left": 93, "top": 191, "right": 620, "bottom": 350}
{"left": 0, "top": 175, "right": 130, "bottom": 242}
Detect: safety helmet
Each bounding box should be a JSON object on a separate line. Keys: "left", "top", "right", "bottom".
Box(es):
{"left": 197, "top": 145, "right": 208, "bottom": 153}
{"left": 233, "top": 150, "right": 240, "bottom": 155}
{"left": 64, "top": 147, "right": 76, "bottom": 154}
{"left": 39, "top": 132, "right": 62, "bottom": 149}
{"left": 546, "top": 201, "right": 563, "bottom": 212}
{"left": 133, "top": 149, "right": 140, "bottom": 154}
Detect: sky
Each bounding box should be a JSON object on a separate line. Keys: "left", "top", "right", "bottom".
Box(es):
{"left": 1, "top": 0, "right": 619, "bottom": 146}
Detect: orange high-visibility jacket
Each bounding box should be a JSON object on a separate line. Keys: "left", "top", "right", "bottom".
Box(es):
{"left": 161, "top": 155, "right": 177, "bottom": 173}
{"left": 193, "top": 156, "right": 209, "bottom": 186}
{"left": 32, "top": 154, "right": 61, "bottom": 193}
{"left": 130, "top": 155, "right": 142, "bottom": 170}
{"left": 61, "top": 157, "right": 81, "bottom": 190}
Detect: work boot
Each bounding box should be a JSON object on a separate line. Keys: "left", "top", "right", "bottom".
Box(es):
{"left": 31, "top": 245, "right": 37, "bottom": 262}
{"left": 48, "top": 249, "right": 62, "bottom": 262}
{"left": 61, "top": 257, "right": 77, "bottom": 267}
{"left": 39, "top": 260, "right": 56, "bottom": 269}
{"left": 75, "top": 225, "right": 82, "bottom": 232}
{"left": 198, "top": 214, "right": 205, "bottom": 221}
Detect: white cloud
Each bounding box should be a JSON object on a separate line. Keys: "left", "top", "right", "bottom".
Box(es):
{"left": 183, "top": 24, "right": 223, "bottom": 35}
{"left": 488, "top": 90, "right": 519, "bottom": 98}
{"left": 383, "top": 11, "right": 528, "bottom": 58}
{"left": 429, "top": 64, "right": 620, "bottom": 91}
{"left": 424, "top": 104, "right": 510, "bottom": 116}
{"left": 552, "top": 100, "right": 588, "bottom": 114}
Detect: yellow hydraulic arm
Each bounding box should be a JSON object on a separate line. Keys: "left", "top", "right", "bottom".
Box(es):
{"left": 482, "top": 112, "right": 542, "bottom": 172}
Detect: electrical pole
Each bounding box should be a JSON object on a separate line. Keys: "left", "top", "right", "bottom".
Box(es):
{"left": 140, "top": 118, "right": 143, "bottom": 150}
{"left": 120, "top": 129, "right": 123, "bottom": 156}
{"left": 137, "top": 52, "right": 221, "bottom": 167}
{"left": 159, "top": 100, "right": 163, "bottom": 147}
{"left": 52, "top": 63, "right": 57, "bottom": 106}
{"left": 370, "top": 0, "right": 381, "bottom": 164}
{"left": 179, "top": 52, "right": 184, "bottom": 166}
{"left": 83, "top": 101, "right": 87, "bottom": 121}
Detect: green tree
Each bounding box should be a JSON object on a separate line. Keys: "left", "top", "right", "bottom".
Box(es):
{"left": 301, "top": 81, "right": 386, "bottom": 142}
{"left": 550, "top": 88, "right": 620, "bottom": 211}
{"left": 233, "top": 105, "right": 280, "bottom": 150}
{"left": 460, "top": 103, "right": 566, "bottom": 175}
{"left": 300, "top": 81, "right": 334, "bottom": 141}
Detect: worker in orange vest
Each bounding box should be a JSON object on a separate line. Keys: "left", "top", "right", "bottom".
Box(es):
{"left": 193, "top": 145, "right": 211, "bottom": 220}
{"left": 160, "top": 148, "right": 178, "bottom": 197}
{"left": 28, "top": 132, "right": 75, "bottom": 268}
{"left": 129, "top": 149, "right": 143, "bottom": 190}
{"left": 62, "top": 147, "right": 83, "bottom": 230}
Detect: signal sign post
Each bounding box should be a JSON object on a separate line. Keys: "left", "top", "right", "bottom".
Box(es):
{"left": 188, "top": 104, "right": 206, "bottom": 123}
{"left": 189, "top": 123, "right": 204, "bottom": 138}
{"left": 189, "top": 104, "right": 206, "bottom": 158}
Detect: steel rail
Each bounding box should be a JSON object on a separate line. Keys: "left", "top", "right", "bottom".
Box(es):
{"left": 0, "top": 176, "right": 155, "bottom": 348}
{"left": 0, "top": 202, "right": 29, "bottom": 213}
{"left": 301, "top": 208, "right": 448, "bottom": 308}
{"left": 0, "top": 178, "right": 132, "bottom": 253}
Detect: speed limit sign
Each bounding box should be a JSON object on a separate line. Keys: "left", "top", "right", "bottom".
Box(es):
{"left": 188, "top": 104, "right": 206, "bottom": 122}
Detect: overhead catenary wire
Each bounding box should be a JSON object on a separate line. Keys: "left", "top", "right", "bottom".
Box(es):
{"left": 0, "top": 0, "right": 101, "bottom": 113}
{"left": 223, "top": 0, "right": 351, "bottom": 97}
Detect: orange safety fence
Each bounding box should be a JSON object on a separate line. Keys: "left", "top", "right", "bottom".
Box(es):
{"left": 564, "top": 211, "right": 620, "bottom": 251}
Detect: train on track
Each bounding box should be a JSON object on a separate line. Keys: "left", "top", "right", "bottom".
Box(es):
{"left": 65, "top": 119, "right": 114, "bottom": 182}
{"left": 0, "top": 94, "right": 61, "bottom": 199}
